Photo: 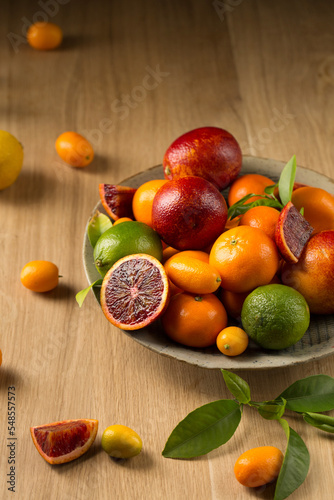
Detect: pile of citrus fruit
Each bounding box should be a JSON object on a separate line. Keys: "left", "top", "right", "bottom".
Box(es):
{"left": 87, "top": 126, "right": 334, "bottom": 356}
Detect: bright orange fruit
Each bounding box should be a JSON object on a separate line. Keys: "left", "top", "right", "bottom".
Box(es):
{"left": 161, "top": 292, "right": 227, "bottom": 348}
{"left": 209, "top": 226, "right": 279, "bottom": 293}
{"left": 228, "top": 174, "right": 275, "bottom": 206}
{"left": 132, "top": 179, "right": 167, "bottom": 227}
{"left": 234, "top": 446, "right": 283, "bottom": 488}
{"left": 56, "top": 132, "right": 94, "bottom": 167}
{"left": 27, "top": 22, "right": 63, "bottom": 50}
{"left": 239, "top": 205, "right": 280, "bottom": 240}
{"left": 291, "top": 186, "right": 334, "bottom": 234}
{"left": 20, "top": 260, "right": 59, "bottom": 292}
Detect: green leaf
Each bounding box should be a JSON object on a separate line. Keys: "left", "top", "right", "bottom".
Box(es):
{"left": 221, "top": 370, "right": 250, "bottom": 404}
{"left": 87, "top": 211, "right": 112, "bottom": 247}
{"left": 264, "top": 182, "right": 278, "bottom": 196}
{"left": 162, "top": 399, "right": 241, "bottom": 458}
{"left": 274, "top": 419, "right": 310, "bottom": 500}
{"left": 76, "top": 279, "right": 103, "bottom": 307}
{"left": 303, "top": 412, "right": 334, "bottom": 433}
{"left": 256, "top": 397, "right": 286, "bottom": 420}
{"left": 278, "top": 374, "right": 334, "bottom": 413}
{"left": 278, "top": 155, "right": 296, "bottom": 206}
{"left": 227, "top": 194, "right": 283, "bottom": 219}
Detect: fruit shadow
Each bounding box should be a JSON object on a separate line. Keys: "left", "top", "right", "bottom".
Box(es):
{"left": 0, "top": 367, "right": 23, "bottom": 391}
{"left": 78, "top": 154, "right": 111, "bottom": 177}
{"left": 33, "top": 283, "right": 78, "bottom": 303}
{"left": 0, "top": 170, "right": 50, "bottom": 206}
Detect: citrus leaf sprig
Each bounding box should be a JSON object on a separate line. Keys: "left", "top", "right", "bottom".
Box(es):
{"left": 227, "top": 155, "right": 297, "bottom": 220}
{"left": 162, "top": 370, "right": 334, "bottom": 499}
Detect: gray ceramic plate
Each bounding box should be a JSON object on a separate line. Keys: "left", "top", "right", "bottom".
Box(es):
{"left": 83, "top": 156, "right": 334, "bottom": 370}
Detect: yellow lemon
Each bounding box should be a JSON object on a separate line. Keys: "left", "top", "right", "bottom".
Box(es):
{"left": 101, "top": 425, "right": 142, "bottom": 458}
{"left": 0, "top": 130, "right": 24, "bottom": 190}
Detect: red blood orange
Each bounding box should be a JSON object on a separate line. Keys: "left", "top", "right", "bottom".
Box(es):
{"left": 281, "top": 230, "right": 334, "bottom": 314}
{"left": 275, "top": 201, "right": 313, "bottom": 263}
{"left": 100, "top": 254, "right": 170, "bottom": 330}
{"left": 163, "top": 127, "right": 242, "bottom": 190}
{"left": 152, "top": 176, "right": 228, "bottom": 250}
{"left": 30, "top": 419, "right": 98, "bottom": 464}
{"left": 99, "top": 184, "right": 136, "bottom": 221}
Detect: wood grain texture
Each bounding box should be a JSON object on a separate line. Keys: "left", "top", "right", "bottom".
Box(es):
{"left": 1, "top": 0, "right": 334, "bottom": 498}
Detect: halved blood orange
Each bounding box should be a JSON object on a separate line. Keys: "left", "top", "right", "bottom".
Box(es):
{"left": 30, "top": 419, "right": 98, "bottom": 464}
{"left": 99, "top": 184, "right": 136, "bottom": 221}
{"left": 100, "top": 254, "right": 170, "bottom": 330}
{"left": 275, "top": 201, "right": 313, "bottom": 263}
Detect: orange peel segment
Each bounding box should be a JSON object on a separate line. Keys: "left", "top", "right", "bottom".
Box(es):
{"left": 30, "top": 419, "right": 98, "bottom": 464}
{"left": 275, "top": 201, "right": 313, "bottom": 263}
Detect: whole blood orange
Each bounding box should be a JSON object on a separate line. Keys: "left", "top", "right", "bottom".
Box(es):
{"left": 209, "top": 226, "right": 280, "bottom": 293}
{"left": 30, "top": 419, "right": 98, "bottom": 464}
{"left": 100, "top": 254, "right": 169, "bottom": 330}
{"left": 163, "top": 126, "right": 242, "bottom": 190}
{"left": 281, "top": 230, "right": 334, "bottom": 314}
{"left": 152, "top": 176, "right": 228, "bottom": 250}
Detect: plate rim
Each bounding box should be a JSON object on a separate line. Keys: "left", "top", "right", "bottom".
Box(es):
{"left": 83, "top": 156, "right": 334, "bottom": 370}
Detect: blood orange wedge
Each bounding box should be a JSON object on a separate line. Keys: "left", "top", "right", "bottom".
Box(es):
{"left": 100, "top": 254, "right": 170, "bottom": 330}
{"left": 275, "top": 201, "right": 313, "bottom": 263}
{"left": 99, "top": 184, "right": 136, "bottom": 221}
{"left": 30, "top": 419, "right": 98, "bottom": 465}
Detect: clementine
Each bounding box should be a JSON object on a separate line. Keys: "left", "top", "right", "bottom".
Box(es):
{"left": 209, "top": 226, "right": 280, "bottom": 293}
{"left": 161, "top": 292, "right": 228, "bottom": 347}
{"left": 132, "top": 179, "right": 168, "bottom": 227}
{"left": 291, "top": 186, "right": 334, "bottom": 234}
{"left": 239, "top": 205, "right": 280, "bottom": 240}
{"left": 228, "top": 174, "right": 275, "bottom": 207}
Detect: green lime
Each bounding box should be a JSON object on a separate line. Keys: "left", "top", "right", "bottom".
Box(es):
{"left": 93, "top": 221, "right": 163, "bottom": 276}
{"left": 241, "top": 284, "right": 310, "bottom": 350}
{"left": 0, "top": 130, "right": 24, "bottom": 190}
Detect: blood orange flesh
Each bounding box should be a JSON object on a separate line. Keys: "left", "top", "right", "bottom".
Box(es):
{"left": 30, "top": 419, "right": 98, "bottom": 464}
{"left": 101, "top": 254, "right": 169, "bottom": 330}
{"left": 99, "top": 184, "right": 136, "bottom": 221}
{"left": 275, "top": 201, "right": 313, "bottom": 263}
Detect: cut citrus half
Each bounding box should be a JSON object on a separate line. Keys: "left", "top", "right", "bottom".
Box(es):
{"left": 99, "top": 184, "right": 136, "bottom": 221}
{"left": 100, "top": 254, "right": 170, "bottom": 330}
{"left": 30, "top": 419, "right": 98, "bottom": 464}
{"left": 275, "top": 201, "right": 313, "bottom": 263}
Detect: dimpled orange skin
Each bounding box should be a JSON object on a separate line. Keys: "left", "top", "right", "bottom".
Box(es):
{"left": 55, "top": 132, "right": 94, "bottom": 167}
{"left": 161, "top": 292, "right": 228, "bottom": 348}
{"left": 281, "top": 230, "right": 334, "bottom": 314}
{"left": 164, "top": 255, "right": 221, "bottom": 294}
{"left": 234, "top": 446, "right": 284, "bottom": 488}
{"left": 163, "top": 127, "right": 242, "bottom": 190}
{"left": 291, "top": 186, "right": 334, "bottom": 234}
{"left": 20, "top": 260, "right": 59, "bottom": 292}
{"left": 239, "top": 205, "right": 280, "bottom": 240}
{"left": 27, "top": 22, "right": 63, "bottom": 50}
{"left": 228, "top": 173, "right": 275, "bottom": 207}
{"left": 152, "top": 176, "right": 228, "bottom": 250}
{"left": 209, "top": 226, "right": 280, "bottom": 293}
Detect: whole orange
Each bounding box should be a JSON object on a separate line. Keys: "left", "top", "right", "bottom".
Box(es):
{"left": 281, "top": 230, "right": 334, "bottom": 314}
{"left": 239, "top": 205, "right": 280, "bottom": 240}
{"left": 228, "top": 174, "right": 275, "bottom": 207}
{"left": 132, "top": 179, "right": 168, "bottom": 227}
{"left": 27, "top": 22, "right": 63, "bottom": 50}
{"left": 291, "top": 186, "right": 334, "bottom": 234}
{"left": 209, "top": 226, "right": 279, "bottom": 293}
{"left": 163, "top": 127, "right": 242, "bottom": 190}
{"left": 20, "top": 260, "right": 59, "bottom": 292}
{"left": 234, "top": 446, "right": 283, "bottom": 488}
{"left": 55, "top": 132, "right": 94, "bottom": 167}
{"left": 152, "top": 176, "right": 228, "bottom": 250}
{"left": 161, "top": 292, "right": 228, "bottom": 347}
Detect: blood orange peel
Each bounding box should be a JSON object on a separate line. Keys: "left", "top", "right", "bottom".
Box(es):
{"left": 100, "top": 254, "right": 170, "bottom": 330}
{"left": 30, "top": 419, "right": 98, "bottom": 465}
{"left": 99, "top": 184, "right": 136, "bottom": 221}
{"left": 275, "top": 201, "right": 313, "bottom": 263}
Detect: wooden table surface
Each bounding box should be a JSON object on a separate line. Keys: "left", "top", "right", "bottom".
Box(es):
{"left": 1, "top": 1, "right": 334, "bottom": 499}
